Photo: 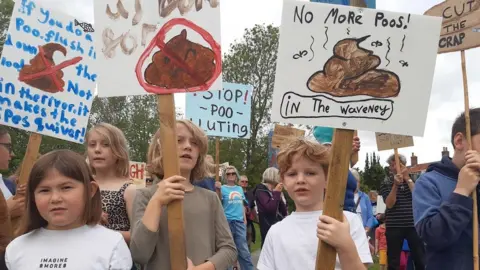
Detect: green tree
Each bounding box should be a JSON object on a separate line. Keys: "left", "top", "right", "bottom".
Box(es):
{"left": 219, "top": 24, "right": 279, "bottom": 184}
{"left": 0, "top": 0, "right": 13, "bottom": 54}
{"left": 362, "top": 152, "right": 386, "bottom": 191}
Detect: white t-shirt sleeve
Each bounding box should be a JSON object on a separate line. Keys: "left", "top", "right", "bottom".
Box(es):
{"left": 348, "top": 213, "right": 373, "bottom": 265}
{"left": 257, "top": 229, "right": 276, "bottom": 270}
{"left": 109, "top": 238, "right": 133, "bottom": 270}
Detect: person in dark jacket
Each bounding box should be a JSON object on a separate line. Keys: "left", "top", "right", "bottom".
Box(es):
{"left": 239, "top": 175, "right": 256, "bottom": 249}
{"left": 253, "top": 167, "right": 288, "bottom": 247}
{"left": 313, "top": 126, "right": 360, "bottom": 213}
{"left": 413, "top": 108, "right": 480, "bottom": 270}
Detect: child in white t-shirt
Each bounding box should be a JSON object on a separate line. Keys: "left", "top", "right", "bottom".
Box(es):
{"left": 5, "top": 150, "right": 132, "bottom": 270}
{"left": 258, "top": 139, "right": 372, "bottom": 270}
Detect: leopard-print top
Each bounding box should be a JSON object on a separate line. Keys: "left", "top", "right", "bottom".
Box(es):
{"left": 101, "top": 182, "right": 131, "bottom": 231}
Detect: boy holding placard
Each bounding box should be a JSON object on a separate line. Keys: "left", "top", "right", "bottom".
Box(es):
{"left": 413, "top": 109, "right": 480, "bottom": 270}
{"left": 257, "top": 138, "right": 372, "bottom": 270}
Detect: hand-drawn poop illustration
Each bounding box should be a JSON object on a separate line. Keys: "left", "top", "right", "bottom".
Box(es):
{"left": 18, "top": 43, "right": 82, "bottom": 93}
{"left": 307, "top": 35, "right": 400, "bottom": 98}
{"left": 144, "top": 29, "right": 216, "bottom": 89}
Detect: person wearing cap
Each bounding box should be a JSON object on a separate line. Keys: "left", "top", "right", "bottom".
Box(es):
{"left": 313, "top": 126, "right": 361, "bottom": 213}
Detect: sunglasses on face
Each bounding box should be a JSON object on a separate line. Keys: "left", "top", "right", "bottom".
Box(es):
{"left": 226, "top": 173, "right": 236, "bottom": 176}
{"left": 0, "top": 143, "right": 12, "bottom": 154}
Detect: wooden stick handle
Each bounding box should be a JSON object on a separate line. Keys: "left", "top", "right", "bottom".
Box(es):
{"left": 157, "top": 94, "right": 187, "bottom": 270}
{"left": 460, "top": 50, "right": 478, "bottom": 270}
{"left": 215, "top": 137, "right": 220, "bottom": 182}
{"left": 315, "top": 129, "right": 354, "bottom": 270}
{"left": 11, "top": 133, "right": 42, "bottom": 235}
{"left": 394, "top": 148, "right": 401, "bottom": 173}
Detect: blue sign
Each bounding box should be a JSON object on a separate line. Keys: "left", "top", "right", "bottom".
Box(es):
{"left": 0, "top": 0, "right": 96, "bottom": 144}
{"left": 186, "top": 82, "right": 252, "bottom": 139}
{"left": 310, "top": 0, "right": 376, "bottom": 9}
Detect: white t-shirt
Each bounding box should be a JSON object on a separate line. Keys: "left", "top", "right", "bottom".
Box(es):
{"left": 5, "top": 224, "right": 132, "bottom": 270}
{"left": 257, "top": 210, "right": 372, "bottom": 270}
{"left": 0, "top": 174, "right": 13, "bottom": 200}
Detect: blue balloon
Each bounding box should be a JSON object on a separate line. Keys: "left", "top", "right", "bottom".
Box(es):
{"left": 313, "top": 126, "right": 334, "bottom": 144}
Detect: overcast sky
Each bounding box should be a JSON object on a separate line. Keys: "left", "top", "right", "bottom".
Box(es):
{"left": 31, "top": 0, "right": 480, "bottom": 169}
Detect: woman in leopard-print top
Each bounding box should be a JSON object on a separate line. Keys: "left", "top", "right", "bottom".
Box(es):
{"left": 86, "top": 123, "right": 136, "bottom": 244}
{"left": 101, "top": 182, "right": 132, "bottom": 231}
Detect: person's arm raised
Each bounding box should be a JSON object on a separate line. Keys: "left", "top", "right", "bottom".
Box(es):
{"left": 130, "top": 176, "right": 186, "bottom": 264}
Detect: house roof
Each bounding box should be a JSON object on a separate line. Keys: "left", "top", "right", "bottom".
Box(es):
{"left": 408, "top": 163, "right": 431, "bottom": 173}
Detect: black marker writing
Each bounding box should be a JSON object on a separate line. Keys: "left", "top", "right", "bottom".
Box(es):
{"left": 323, "top": 26, "right": 329, "bottom": 50}
{"left": 293, "top": 50, "right": 308, "bottom": 59}
{"left": 371, "top": 40, "right": 382, "bottom": 47}
{"left": 385, "top": 37, "right": 391, "bottom": 67}
{"left": 294, "top": 5, "right": 313, "bottom": 24}
{"left": 442, "top": 1, "right": 476, "bottom": 19}
{"left": 399, "top": 60, "right": 408, "bottom": 67}
{"left": 309, "top": 36, "right": 315, "bottom": 61}
{"left": 400, "top": 34, "right": 406, "bottom": 52}
{"left": 375, "top": 12, "right": 411, "bottom": 29}
{"left": 324, "top": 8, "right": 363, "bottom": 25}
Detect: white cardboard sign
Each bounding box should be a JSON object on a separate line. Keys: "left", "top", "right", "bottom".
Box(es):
{"left": 272, "top": 1, "right": 443, "bottom": 136}
{"left": 94, "top": 0, "right": 222, "bottom": 97}
{"left": 0, "top": 0, "right": 96, "bottom": 143}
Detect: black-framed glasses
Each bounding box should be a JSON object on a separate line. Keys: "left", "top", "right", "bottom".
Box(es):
{"left": 0, "top": 143, "right": 12, "bottom": 154}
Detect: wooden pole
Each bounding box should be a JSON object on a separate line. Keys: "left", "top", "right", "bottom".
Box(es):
{"left": 215, "top": 137, "right": 221, "bottom": 197}
{"left": 315, "top": 129, "right": 354, "bottom": 270}
{"left": 460, "top": 50, "right": 478, "bottom": 270}
{"left": 157, "top": 94, "right": 187, "bottom": 270}
{"left": 215, "top": 137, "right": 220, "bottom": 182}
{"left": 393, "top": 148, "right": 401, "bottom": 173}
{"left": 315, "top": 1, "right": 364, "bottom": 269}
{"left": 11, "top": 133, "right": 42, "bottom": 234}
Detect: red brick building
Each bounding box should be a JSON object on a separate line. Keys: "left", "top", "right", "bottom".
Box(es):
{"left": 408, "top": 147, "right": 450, "bottom": 180}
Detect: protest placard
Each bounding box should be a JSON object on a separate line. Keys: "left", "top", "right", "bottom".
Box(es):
{"left": 186, "top": 82, "right": 252, "bottom": 138}
{"left": 271, "top": 124, "right": 305, "bottom": 149}
{"left": 311, "top": 0, "right": 376, "bottom": 8}
{"left": 271, "top": 1, "right": 442, "bottom": 137}
{"left": 425, "top": 0, "right": 480, "bottom": 53}
{"left": 129, "top": 161, "right": 146, "bottom": 187}
{"left": 94, "top": 0, "right": 222, "bottom": 97}
{"left": 375, "top": 132, "right": 414, "bottom": 151}
{"left": 0, "top": 0, "right": 96, "bottom": 144}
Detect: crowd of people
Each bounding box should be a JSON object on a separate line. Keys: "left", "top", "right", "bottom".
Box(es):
{"left": 0, "top": 108, "right": 479, "bottom": 270}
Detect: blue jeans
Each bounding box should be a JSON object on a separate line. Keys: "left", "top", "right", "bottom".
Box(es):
{"left": 228, "top": 220, "right": 254, "bottom": 270}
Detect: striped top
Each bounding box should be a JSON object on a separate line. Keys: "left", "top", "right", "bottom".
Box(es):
{"left": 380, "top": 175, "right": 414, "bottom": 228}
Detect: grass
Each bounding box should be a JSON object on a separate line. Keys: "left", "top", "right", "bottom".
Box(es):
{"left": 250, "top": 223, "right": 381, "bottom": 269}
{"left": 250, "top": 223, "right": 262, "bottom": 253}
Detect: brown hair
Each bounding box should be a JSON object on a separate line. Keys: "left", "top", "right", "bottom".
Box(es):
{"left": 205, "top": 155, "right": 216, "bottom": 178}
{"left": 277, "top": 138, "right": 330, "bottom": 178}
{"left": 86, "top": 123, "right": 130, "bottom": 178}
{"left": 147, "top": 120, "right": 209, "bottom": 182}
{"left": 17, "top": 150, "right": 102, "bottom": 235}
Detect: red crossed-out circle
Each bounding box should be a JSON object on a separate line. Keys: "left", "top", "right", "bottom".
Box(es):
{"left": 18, "top": 45, "right": 82, "bottom": 92}
{"left": 135, "top": 18, "right": 222, "bottom": 95}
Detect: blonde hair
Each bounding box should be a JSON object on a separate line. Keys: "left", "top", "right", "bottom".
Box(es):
{"left": 277, "top": 138, "right": 330, "bottom": 178}
{"left": 350, "top": 168, "right": 360, "bottom": 181}
{"left": 222, "top": 165, "right": 240, "bottom": 183}
{"left": 262, "top": 167, "right": 280, "bottom": 185}
{"left": 205, "top": 155, "right": 216, "bottom": 178}
{"left": 86, "top": 123, "right": 130, "bottom": 178}
{"left": 147, "top": 120, "right": 209, "bottom": 182}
